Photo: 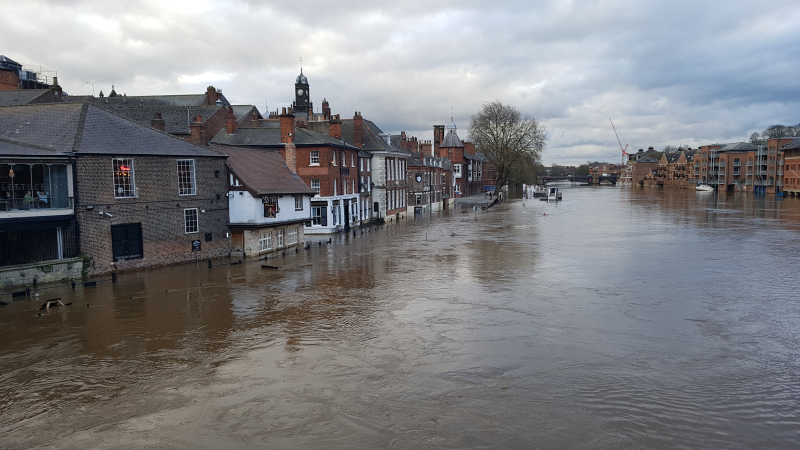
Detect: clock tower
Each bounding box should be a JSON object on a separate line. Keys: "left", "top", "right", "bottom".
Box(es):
{"left": 292, "top": 69, "right": 313, "bottom": 116}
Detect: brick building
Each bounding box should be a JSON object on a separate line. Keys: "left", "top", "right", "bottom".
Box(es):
{"left": 338, "top": 112, "right": 409, "bottom": 221}
{"left": 433, "top": 119, "right": 482, "bottom": 197}
{"left": 0, "top": 102, "right": 231, "bottom": 277}
{"left": 780, "top": 139, "right": 800, "bottom": 197}
{"left": 212, "top": 108, "right": 362, "bottom": 233}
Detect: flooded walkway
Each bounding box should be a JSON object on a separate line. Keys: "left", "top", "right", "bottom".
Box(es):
{"left": 2, "top": 186, "right": 800, "bottom": 449}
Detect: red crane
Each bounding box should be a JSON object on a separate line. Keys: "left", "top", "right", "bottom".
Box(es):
{"left": 610, "top": 119, "right": 629, "bottom": 165}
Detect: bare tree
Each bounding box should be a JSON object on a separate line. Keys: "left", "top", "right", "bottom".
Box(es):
{"left": 468, "top": 100, "right": 546, "bottom": 189}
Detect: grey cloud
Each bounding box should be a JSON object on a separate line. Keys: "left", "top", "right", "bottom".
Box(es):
{"left": 2, "top": 0, "right": 798, "bottom": 165}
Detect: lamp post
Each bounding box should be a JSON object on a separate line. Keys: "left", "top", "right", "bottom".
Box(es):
{"left": 8, "top": 168, "right": 15, "bottom": 209}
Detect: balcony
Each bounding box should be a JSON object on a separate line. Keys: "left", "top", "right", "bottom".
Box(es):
{"left": 718, "top": 162, "right": 726, "bottom": 168}
{"left": 0, "top": 197, "right": 74, "bottom": 219}
{"left": 746, "top": 162, "right": 753, "bottom": 167}
{"left": 733, "top": 161, "right": 741, "bottom": 167}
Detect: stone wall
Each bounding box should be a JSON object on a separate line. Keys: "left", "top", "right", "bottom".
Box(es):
{"left": 0, "top": 257, "right": 84, "bottom": 289}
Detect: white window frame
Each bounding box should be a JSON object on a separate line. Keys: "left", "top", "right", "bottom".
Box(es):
{"left": 310, "top": 150, "right": 320, "bottom": 165}
{"left": 113, "top": 158, "right": 136, "bottom": 198}
{"left": 277, "top": 229, "right": 284, "bottom": 247}
{"left": 332, "top": 152, "right": 337, "bottom": 166}
{"left": 259, "top": 232, "right": 272, "bottom": 251}
{"left": 334, "top": 179, "right": 337, "bottom": 196}
{"left": 288, "top": 228, "right": 298, "bottom": 245}
{"left": 311, "top": 179, "right": 320, "bottom": 195}
{"left": 177, "top": 159, "right": 197, "bottom": 196}
{"left": 351, "top": 153, "right": 355, "bottom": 167}
{"left": 184, "top": 208, "right": 199, "bottom": 234}
{"left": 295, "top": 195, "right": 303, "bottom": 210}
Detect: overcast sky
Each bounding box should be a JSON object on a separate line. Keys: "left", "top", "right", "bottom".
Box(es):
{"left": 2, "top": 0, "right": 799, "bottom": 165}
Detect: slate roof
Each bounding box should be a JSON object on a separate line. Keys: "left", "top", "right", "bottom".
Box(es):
{"left": 211, "top": 126, "right": 358, "bottom": 150}
{"left": 231, "top": 105, "right": 262, "bottom": 125}
{"left": 719, "top": 142, "right": 757, "bottom": 152}
{"left": 441, "top": 130, "right": 464, "bottom": 148}
{"left": 107, "top": 105, "right": 225, "bottom": 134}
{"left": 340, "top": 118, "right": 405, "bottom": 154}
{"left": 780, "top": 138, "right": 800, "bottom": 150}
{"left": 218, "top": 147, "right": 315, "bottom": 196}
{"left": 0, "top": 103, "right": 222, "bottom": 157}
{"left": 62, "top": 93, "right": 231, "bottom": 108}
{"left": 0, "top": 138, "right": 69, "bottom": 157}
{"left": 0, "top": 90, "right": 56, "bottom": 106}
{"left": 637, "top": 156, "right": 659, "bottom": 163}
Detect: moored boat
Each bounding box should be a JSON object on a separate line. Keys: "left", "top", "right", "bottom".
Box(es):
{"left": 696, "top": 184, "right": 714, "bottom": 192}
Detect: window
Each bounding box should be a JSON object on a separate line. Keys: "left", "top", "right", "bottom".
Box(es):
{"left": 184, "top": 208, "right": 199, "bottom": 233}
{"left": 332, "top": 152, "right": 337, "bottom": 166}
{"left": 455, "top": 184, "right": 461, "bottom": 193}
{"left": 351, "top": 153, "right": 355, "bottom": 167}
{"left": 310, "top": 150, "right": 320, "bottom": 165}
{"left": 352, "top": 179, "right": 355, "bottom": 195}
{"left": 360, "top": 158, "right": 364, "bottom": 171}
{"left": 259, "top": 232, "right": 272, "bottom": 251}
{"left": 416, "top": 194, "right": 422, "bottom": 205}
{"left": 334, "top": 179, "right": 337, "bottom": 196}
{"left": 295, "top": 195, "right": 303, "bottom": 210}
{"left": 288, "top": 228, "right": 298, "bottom": 245}
{"left": 277, "top": 229, "right": 284, "bottom": 247}
{"left": 311, "top": 179, "right": 320, "bottom": 195}
{"left": 111, "top": 223, "right": 143, "bottom": 262}
{"left": 113, "top": 158, "right": 136, "bottom": 198}
{"left": 454, "top": 165, "right": 461, "bottom": 175}
{"left": 177, "top": 159, "right": 196, "bottom": 195}
{"left": 312, "top": 205, "right": 327, "bottom": 226}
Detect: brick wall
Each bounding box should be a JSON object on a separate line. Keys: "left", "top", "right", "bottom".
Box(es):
{"left": 0, "top": 70, "right": 19, "bottom": 90}
{"left": 75, "top": 155, "right": 231, "bottom": 275}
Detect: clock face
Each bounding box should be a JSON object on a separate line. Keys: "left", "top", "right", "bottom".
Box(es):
{"left": 416, "top": 174, "right": 422, "bottom": 182}
{"left": 297, "top": 89, "right": 304, "bottom": 96}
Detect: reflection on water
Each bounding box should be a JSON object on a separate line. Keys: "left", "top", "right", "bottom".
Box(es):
{"left": 2, "top": 186, "right": 800, "bottom": 449}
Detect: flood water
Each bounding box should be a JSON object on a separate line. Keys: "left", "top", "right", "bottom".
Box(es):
{"left": 2, "top": 185, "right": 800, "bottom": 449}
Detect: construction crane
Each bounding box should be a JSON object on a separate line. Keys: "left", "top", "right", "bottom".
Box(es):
{"left": 610, "top": 119, "right": 629, "bottom": 165}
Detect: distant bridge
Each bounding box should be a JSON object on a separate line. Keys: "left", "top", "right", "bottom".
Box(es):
{"left": 543, "top": 175, "right": 618, "bottom": 185}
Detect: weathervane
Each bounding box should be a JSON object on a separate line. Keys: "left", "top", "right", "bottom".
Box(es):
{"left": 299, "top": 56, "right": 303, "bottom": 71}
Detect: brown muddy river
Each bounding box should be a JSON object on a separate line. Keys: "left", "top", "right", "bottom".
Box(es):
{"left": 2, "top": 186, "right": 800, "bottom": 449}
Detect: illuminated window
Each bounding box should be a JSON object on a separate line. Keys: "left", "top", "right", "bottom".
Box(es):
{"left": 113, "top": 158, "right": 135, "bottom": 198}
{"left": 177, "top": 159, "right": 196, "bottom": 195}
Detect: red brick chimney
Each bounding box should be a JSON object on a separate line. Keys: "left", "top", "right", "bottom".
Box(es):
{"left": 151, "top": 112, "right": 166, "bottom": 132}
{"left": 189, "top": 115, "right": 204, "bottom": 144}
{"left": 205, "top": 86, "right": 217, "bottom": 105}
{"left": 329, "top": 116, "right": 342, "bottom": 140}
{"left": 280, "top": 107, "right": 295, "bottom": 144}
{"left": 226, "top": 106, "right": 237, "bottom": 134}
{"left": 433, "top": 125, "right": 445, "bottom": 157}
{"left": 353, "top": 111, "right": 363, "bottom": 149}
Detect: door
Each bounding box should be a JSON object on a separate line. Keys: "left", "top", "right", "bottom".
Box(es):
{"left": 232, "top": 232, "right": 244, "bottom": 252}
{"left": 343, "top": 203, "right": 350, "bottom": 230}
{"left": 111, "top": 223, "right": 143, "bottom": 262}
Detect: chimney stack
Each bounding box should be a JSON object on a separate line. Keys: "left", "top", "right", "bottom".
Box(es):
{"left": 353, "top": 111, "right": 363, "bottom": 149}
{"left": 205, "top": 86, "right": 217, "bottom": 105}
{"left": 280, "top": 107, "right": 295, "bottom": 144}
{"left": 151, "top": 112, "right": 166, "bottom": 132}
{"left": 322, "top": 98, "right": 331, "bottom": 120}
{"left": 329, "top": 116, "right": 342, "bottom": 140}
{"left": 189, "top": 115, "right": 204, "bottom": 145}
{"left": 433, "top": 125, "right": 445, "bottom": 156}
{"left": 226, "top": 106, "right": 237, "bottom": 134}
